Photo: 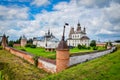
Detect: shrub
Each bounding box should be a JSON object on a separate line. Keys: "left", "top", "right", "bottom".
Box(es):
{"left": 33, "top": 56, "right": 39, "bottom": 67}
{"left": 25, "top": 44, "right": 31, "bottom": 47}
{"left": 78, "top": 44, "right": 89, "bottom": 49}
{"left": 87, "top": 46, "right": 91, "bottom": 50}
{"left": 93, "top": 46, "right": 98, "bottom": 50}
{"left": 20, "top": 49, "right": 26, "bottom": 51}
{"left": 78, "top": 44, "right": 82, "bottom": 49}
{"left": 25, "top": 44, "right": 36, "bottom": 48}
{"left": 30, "top": 45, "right": 36, "bottom": 48}
{"left": 8, "top": 41, "right": 14, "bottom": 47}
{"left": 0, "top": 46, "right": 2, "bottom": 50}
{"left": 90, "top": 40, "right": 96, "bottom": 47}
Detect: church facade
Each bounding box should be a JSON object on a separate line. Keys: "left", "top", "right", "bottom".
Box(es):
{"left": 33, "top": 30, "right": 59, "bottom": 48}
{"left": 67, "top": 22, "right": 90, "bottom": 47}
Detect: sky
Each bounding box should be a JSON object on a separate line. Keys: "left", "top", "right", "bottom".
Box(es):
{"left": 0, "top": 0, "right": 120, "bottom": 42}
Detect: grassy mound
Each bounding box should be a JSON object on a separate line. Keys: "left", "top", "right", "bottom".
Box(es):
{"left": 0, "top": 50, "right": 50, "bottom": 80}
{"left": 43, "top": 46, "right": 120, "bottom": 80}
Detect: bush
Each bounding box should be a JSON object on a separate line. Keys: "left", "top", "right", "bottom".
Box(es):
{"left": 90, "top": 40, "right": 96, "bottom": 47}
{"left": 20, "top": 49, "right": 26, "bottom": 51}
{"left": 93, "top": 46, "right": 98, "bottom": 50}
{"left": 30, "top": 45, "right": 36, "bottom": 48}
{"left": 25, "top": 44, "right": 31, "bottom": 47}
{"left": 78, "top": 44, "right": 82, "bottom": 49}
{"left": 8, "top": 41, "right": 14, "bottom": 47}
{"left": 25, "top": 44, "right": 36, "bottom": 48}
{"left": 87, "top": 46, "right": 91, "bottom": 50}
{"left": 33, "top": 56, "right": 39, "bottom": 67}
{"left": 0, "top": 46, "right": 2, "bottom": 50}
{"left": 78, "top": 44, "right": 89, "bottom": 49}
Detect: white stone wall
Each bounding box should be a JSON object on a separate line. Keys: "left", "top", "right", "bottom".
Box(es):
{"left": 69, "top": 47, "right": 116, "bottom": 66}
{"left": 33, "top": 40, "right": 58, "bottom": 48}
{"left": 38, "top": 59, "right": 56, "bottom": 73}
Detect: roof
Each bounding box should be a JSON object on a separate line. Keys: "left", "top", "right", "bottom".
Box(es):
{"left": 80, "top": 36, "right": 90, "bottom": 40}
{"left": 21, "top": 35, "right": 27, "bottom": 40}
{"left": 34, "top": 35, "right": 59, "bottom": 42}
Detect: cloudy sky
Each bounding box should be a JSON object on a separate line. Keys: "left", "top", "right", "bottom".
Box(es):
{"left": 0, "top": 0, "right": 120, "bottom": 42}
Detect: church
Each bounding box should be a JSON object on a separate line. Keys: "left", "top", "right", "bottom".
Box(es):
{"left": 33, "top": 30, "right": 59, "bottom": 49}
{"left": 67, "top": 22, "right": 90, "bottom": 47}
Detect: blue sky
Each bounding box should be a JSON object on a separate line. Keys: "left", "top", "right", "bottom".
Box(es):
{"left": 0, "top": 0, "right": 120, "bottom": 42}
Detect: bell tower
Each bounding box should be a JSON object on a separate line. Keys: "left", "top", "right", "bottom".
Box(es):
{"left": 56, "top": 23, "right": 70, "bottom": 72}
{"left": 1, "top": 34, "right": 8, "bottom": 49}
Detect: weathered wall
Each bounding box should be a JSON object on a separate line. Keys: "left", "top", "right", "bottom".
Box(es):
{"left": 4, "top": 46, "right": 116, "bottom": 73}
{"left": 69, "top": 47, "right": 116, "bottom": 66}
{"left": 4, "top": 47, "right": 56, "bottom": 73}
{"left": 38, "top": 58, "right": 56, "bottom": 73}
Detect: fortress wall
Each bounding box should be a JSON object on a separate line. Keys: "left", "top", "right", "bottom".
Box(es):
{"left": 69, "top": 47, "right": 116, "bottom": 66}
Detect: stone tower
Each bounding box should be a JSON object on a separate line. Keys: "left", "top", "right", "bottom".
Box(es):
{"left": 21, "top": 35, "right": 27, "bottom": 47}
{"left": 1, "top": 34, "right": 8, "bottom": 49}
{"left": 56, "top": 24, "right": 69, "bottom": 72}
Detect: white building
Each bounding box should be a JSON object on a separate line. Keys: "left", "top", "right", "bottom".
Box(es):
{"left": 33, "top": 30, "right": 59, "bottom": 48}
{"left": 67, "top": 22, "right": 90, "bottom": 47}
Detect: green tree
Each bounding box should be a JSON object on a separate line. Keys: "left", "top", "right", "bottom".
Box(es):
{"left": 8, "top": 40, "right": 14, "bottom": 47}
{"left": 27, "top": 38, "right": 33, "bottom": 44}
{"left": 90, "top": 40, "right": 96, "bottom": 47}
{"left": 14, "top": 36, "right": 21, "bottom": 44}
{"left": 78, "top": 44, "right": 82, "bottom": 49}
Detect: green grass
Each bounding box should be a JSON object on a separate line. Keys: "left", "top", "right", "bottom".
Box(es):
{"left": 70, "top": 47, "right": 94, "bottom": 54}
{"left": 14, "top": 46, "right": 106, "bottom": 59}
{"left": 15, "top": 46, "right": 56, "bottom": 59}
{"left": 0, "top": 50, "right": 50, "bottom": 80}
{"left": 0, "top": 71, "right": 2, "bottom": 80}
{"left": 70, "top": 46, "right": 106, "bottom": 54}
{"left": 0, "top": 46, "right": 119, "bottom": 80}
{"left": 43, "top": 46, "right": 120, "bottom": 80}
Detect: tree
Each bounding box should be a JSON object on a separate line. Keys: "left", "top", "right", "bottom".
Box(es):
{"left": 27, "top": 38, "right": 33, "bottom": 44}
{"left": 105, "top": 41, "right": 112, "bottom": 49}
{"left": 115, "top": 40, "right": 120, "bottom": 43}
{"left": 90, "top": 40, "right": 96, "bottom": 47}
{"left": 14, "top": 36, "right": 21, "bottom": 44}
{"left": 78, "top": 44, "right": 82, "bottom": 49}
{"left": 8, "top": 40, "right": 14, "bottom": 47}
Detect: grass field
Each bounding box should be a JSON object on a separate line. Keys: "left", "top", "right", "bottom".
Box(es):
{"left": 15, "top": 47, "right": 56, "bottom": 59}
{"left": 14, "top": 46, "right": 105, "bottom": 59}
{"left": 0, "top": 49, "right": 50, "bottom": 80}
{"left": 43, "top": 45, "right": 120, "bottom": 80}
{"left": 0, "top": 45, "right": 119, "bottom": 80}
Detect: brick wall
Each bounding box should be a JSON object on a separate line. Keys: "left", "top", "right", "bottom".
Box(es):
{"left": 4, "top": 46, "right": 116, "bottom": 73}
{"left": 4, "top": 47, "right": 56, "bottom": 73}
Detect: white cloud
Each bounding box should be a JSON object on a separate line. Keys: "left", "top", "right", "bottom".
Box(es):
{"left": 31, "top": 0, "right": 50, "bottom": 7}
{"left": 0, "top": 0, "right": 120, "bottom": 41}
{"left": 0, "top": 5, "right": 29, "bottom": 20}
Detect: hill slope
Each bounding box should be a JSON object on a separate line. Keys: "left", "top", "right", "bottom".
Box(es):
{"left": 43, "top": 46, "right": 120, "bottom": 80}
{"left": 0, "top": 50, "right": 50, "bottom": 80}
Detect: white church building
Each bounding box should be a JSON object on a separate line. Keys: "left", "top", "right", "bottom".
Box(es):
{"left": 67, "top": 22, "right": 90, "bottom": 47}
{"left": 33, "top": 30, "right": 59, "bottom": 49}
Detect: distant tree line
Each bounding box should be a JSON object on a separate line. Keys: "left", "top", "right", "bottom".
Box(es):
{"left": 8, "top": 36, "right": 33, "bottom": 47}
{"left": 115, "top": 40, "right": 120, "bottom": 43}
